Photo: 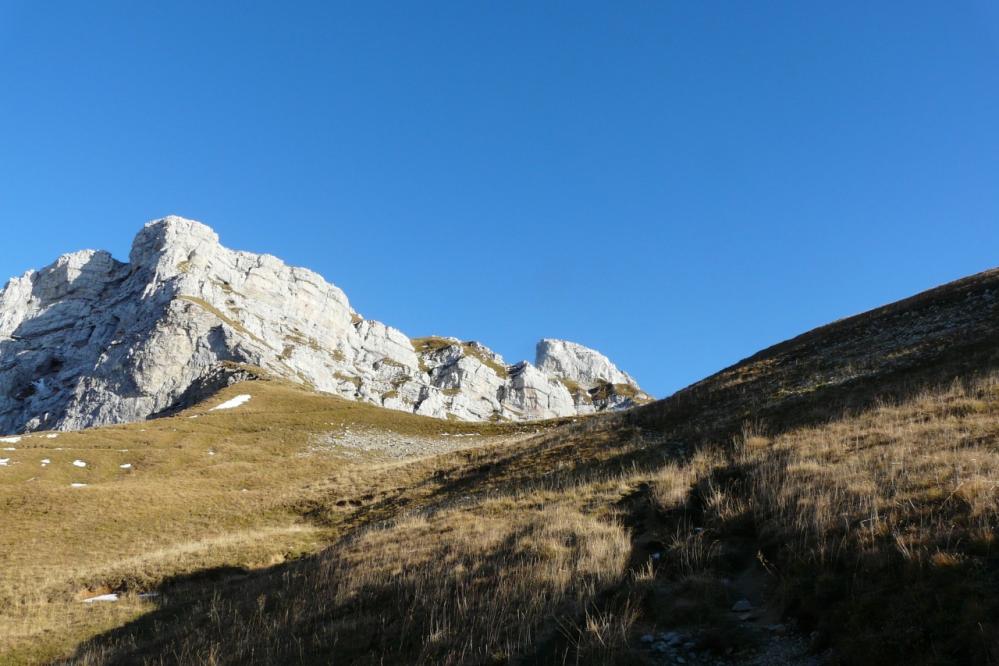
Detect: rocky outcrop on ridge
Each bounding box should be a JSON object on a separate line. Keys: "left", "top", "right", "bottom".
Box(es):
{"left": 536, "top": 338, "right": 652, "bottom": 412}
{"left": 0, "top": 216, "right": 650, "bottom": 433}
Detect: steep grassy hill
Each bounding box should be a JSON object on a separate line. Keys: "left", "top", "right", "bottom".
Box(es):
{"left": 3, "top": 268, "right": 999, "bottom": 665}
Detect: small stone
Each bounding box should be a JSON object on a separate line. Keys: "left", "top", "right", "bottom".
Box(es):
{"left": 651, "top": 641, "right": 669, "bottom": 653}
{"left": 640, "top": 633, "right": 655, "bottom": 643}
{"left": 731, "top": 599, "right": 753, "bottom": 612}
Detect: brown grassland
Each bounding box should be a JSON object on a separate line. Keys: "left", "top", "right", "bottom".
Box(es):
{"left": 2, "top": 365, "right": 998, "bottom": 664}
{"left": 7, "top": 254, "right": 999, "bottom": 666}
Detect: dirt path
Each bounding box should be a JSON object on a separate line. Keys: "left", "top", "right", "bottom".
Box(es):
{"left": 636, "top": 559, "right": 830, "bottom": 665}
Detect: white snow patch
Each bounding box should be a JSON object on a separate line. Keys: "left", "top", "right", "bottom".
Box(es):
{"left": 3, "top": 447, "right": 15, "bottom": 451}
{"left": 0, "top": 458, "right": 9, "bottom": 467}
{"left": 70, "top": 483, "right": 87, "bottom": 488}
{"left": 45, "top": 434, "right": 58, "bottom": 439}
{"left": 211, "top": 394, "right": 252, "bottom": 411}
{"left": 82, "top": 593, "right": 118, "bottom": 603}
{"left": 120, "top": 463, "right": 132, "bottom": 469}
{"left": 0, "top": 436, "right": 21, "bottom": 443}
{"left": 72, "top": 460, "right": 87, "bottom": 467}
{"left": 41, "top": 459, "right": 51, "bottom": 465}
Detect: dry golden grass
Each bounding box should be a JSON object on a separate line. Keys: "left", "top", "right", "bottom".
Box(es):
{"left": 732, "top": 378, "right": 999, "bottom": 565}
{"left": 98, "top": 503, "right": 632, "bottom": 665}
{"left": 0, "top": 376, "right": 540, "bottom": 664}
{"left": 668, "top": 375, "right": 999, "bottom": 663}
{"left": 7, "top": 366, "right": 999, "bottom": 664}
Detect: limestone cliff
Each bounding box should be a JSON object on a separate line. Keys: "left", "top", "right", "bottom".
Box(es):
{"left": 0, "top": 217, "right": 650, "bottom": 432}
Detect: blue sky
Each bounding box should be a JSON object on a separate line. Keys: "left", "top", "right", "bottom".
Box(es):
{"left": 1, "top": 2, "right": 997, "bottom": 397}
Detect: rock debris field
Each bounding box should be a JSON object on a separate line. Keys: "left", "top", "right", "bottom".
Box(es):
{"left": 305, "top": 427, "right": 509, "bottom": 459}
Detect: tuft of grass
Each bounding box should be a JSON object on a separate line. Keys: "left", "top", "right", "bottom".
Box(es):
{"left": 333, "top": 371, "right": 362, "bottom": 390}
{"left": 411, "top": 336, "right": 455, "bottom": 355}
{"left": 176, "top": 295, "right": 267, "bottom": 346}
{"left": 412, "top": 337, "right": 509, "bottom": 378}
{"left": 589, "top": 381, "right": 650, "bottom": 404}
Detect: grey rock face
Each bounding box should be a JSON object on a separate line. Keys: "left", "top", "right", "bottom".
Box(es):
{"left": 535, "top": 338, "right": 653, "bottom": 412}
{"left": 537, "top": 339, "right": 635, "bottom": 386}
{"left": 0, "top": 217, "right": 649, "bottom": 432}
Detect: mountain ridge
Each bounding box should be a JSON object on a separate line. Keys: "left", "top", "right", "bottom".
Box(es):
{"left": 0, "top": 216, "right": 651, "bottom": 433}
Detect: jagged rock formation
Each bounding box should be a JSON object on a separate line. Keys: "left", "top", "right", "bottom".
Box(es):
{"left": 0, "top": 217, "right": 650, "bottom": 433}
{"left": 536, "top": 338, "right": 651, "bottom": 412}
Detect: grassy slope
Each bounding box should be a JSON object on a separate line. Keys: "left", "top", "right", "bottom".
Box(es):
{"left": 63, "top": 375, "right": 999, "bottom": 665}
{"left": 0, "top": 377, "right": 547, "bottom": 665}
{"left": 5, "top": 268, "right": 999, "bottom": 664}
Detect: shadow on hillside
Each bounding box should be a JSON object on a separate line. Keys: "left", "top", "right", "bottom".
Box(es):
{"left": 62, "top": 319, "right": 999, "bottom": 664}
{"left": 63, "top": 509, "right": 637, "bottom": 665}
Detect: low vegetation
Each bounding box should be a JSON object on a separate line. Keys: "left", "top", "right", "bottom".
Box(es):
{"left": 5, "top": 352, "right": 999, "bottom": 663}
{"left": 590, "top": 381, "right": 651, "bottom": 405}
{"left": 0, "top": 377, "right": 539, "bottom": 664}
{"left": 412, "top": 336, "right": 510, "bottom": 378}
{"left": 176, "top": 295, "right": 266, "bottom": 346}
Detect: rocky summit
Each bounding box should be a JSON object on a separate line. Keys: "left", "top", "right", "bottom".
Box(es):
{"left": 0, "top": 216, "right": 651, "bottom": 433}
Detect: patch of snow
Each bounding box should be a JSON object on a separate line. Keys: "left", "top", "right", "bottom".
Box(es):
{"left": 208, "top": 450, "right": 216, "bottom": 456}
{"left": 189, "top": 415, "right": 200, "bottom": 419}
{"left": 0, "top": 458, "right": 9, "bottom": 466}
{"left": 119, "top": 463, "right": 132, "bottom": 469}
{"left": 3, "top": 447, "right": 15, "bottom": 451}
{"left": 72, "top": 460, "right": 87, "bottom": 467}
{"left": 0, "top": 436, "right": 21, "bottom": 443}
{"left": 211, "top": 394, "right": 252, "bottom": 411}
{"left": 82, "top": 593, "right": 118, "bottom": 603}
{"left": 45, "top": 434, "right": 58, "bottom": 439}
{"left": 70, "top": 483, "right": 87, "bottom": 488}
{"left": 41, "top": 459, "right": 51, "bottom": 465}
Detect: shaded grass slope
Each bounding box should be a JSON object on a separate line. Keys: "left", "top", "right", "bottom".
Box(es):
{"left": 8, "top": 267, "right": 999, "bottom": 664}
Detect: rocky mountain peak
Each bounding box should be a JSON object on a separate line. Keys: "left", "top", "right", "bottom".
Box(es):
{"left": 536, "top": 338, "right": 638, "bottom": 387}
{"left": 129, "top": 216, "right": 222, "bottom": 281}
{"left": 0, "top": 217, "right": 651, "bottom": 433}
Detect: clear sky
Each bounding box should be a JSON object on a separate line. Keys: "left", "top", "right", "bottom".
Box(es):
{"left": 1, "top": 2, "right": 997, "bottom": 397}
